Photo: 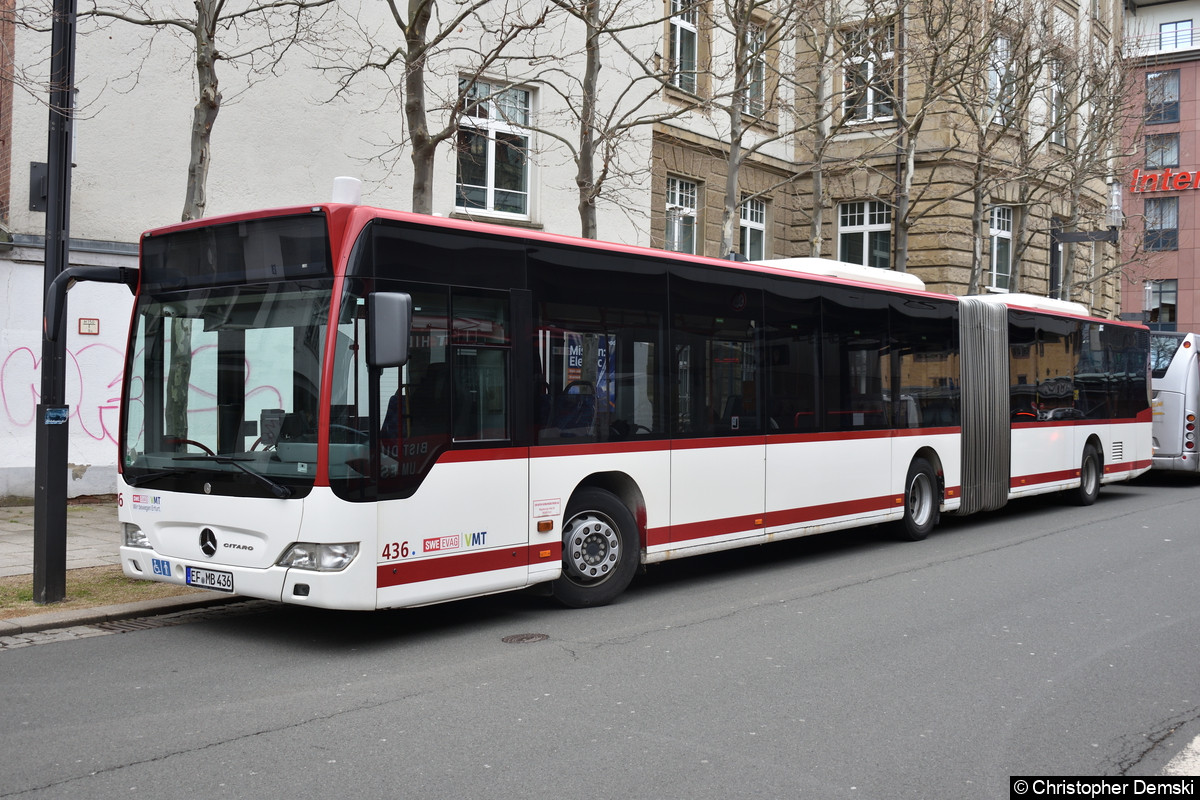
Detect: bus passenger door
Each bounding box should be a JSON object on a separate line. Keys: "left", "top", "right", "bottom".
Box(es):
{"left": 669, "top": 281, "right": 766, "bottom": 548}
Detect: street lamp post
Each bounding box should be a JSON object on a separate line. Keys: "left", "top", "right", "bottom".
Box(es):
{"left": 33, "top": 0, "right": 77, "bottom": 604}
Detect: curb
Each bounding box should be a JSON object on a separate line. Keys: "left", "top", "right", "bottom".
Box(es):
{"left": 0, "top": 594, "right": 243, "bottom": 636}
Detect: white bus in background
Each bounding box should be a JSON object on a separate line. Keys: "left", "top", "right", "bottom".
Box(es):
{"left": 1150, "top": 331, "right": 1200, "bottom": 472}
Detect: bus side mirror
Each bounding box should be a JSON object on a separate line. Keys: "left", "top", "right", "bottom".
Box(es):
{"left": 368, "top": 292, "right": 413, "bottom": 368}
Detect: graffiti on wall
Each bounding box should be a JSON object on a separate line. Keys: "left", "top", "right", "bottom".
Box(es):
{"left": 2, "top": 343, "right": 126, "bottom": 443}
{"left": 2, "top": 343, "right": 290, "bottom": 446}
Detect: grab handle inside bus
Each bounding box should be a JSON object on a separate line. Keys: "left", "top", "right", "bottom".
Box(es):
{"left": 368, "top": 291, "right": 413, "bottom": 368}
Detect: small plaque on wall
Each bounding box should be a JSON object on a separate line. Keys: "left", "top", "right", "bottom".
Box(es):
{"left": 78, "top": 318, "right": 99, "bottom": 335}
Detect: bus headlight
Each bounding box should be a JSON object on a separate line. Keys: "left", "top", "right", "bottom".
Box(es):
{"left": 123, "top": 523, "right": 151, "bottom": 549}
{"left": 277, "top": 542, "right": 360, "bottom": 572}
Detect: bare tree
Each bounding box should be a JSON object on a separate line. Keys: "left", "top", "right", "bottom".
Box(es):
{"left": 81, "top": 0, "right": 337, "bottom": 442}
{"left": 524, "top": 0, "right": 706, "bottom": 238}
{"left": 325, "top": 0, "right": 549, "bottom": 215}
{"left": 82, "top": 0, "right": 338, "bottom": 222}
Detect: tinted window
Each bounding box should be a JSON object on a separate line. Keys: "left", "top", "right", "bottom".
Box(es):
{"left": 529, "top": 246, "right": 668, "bottom": 444}
{"left": 671, "top": 276, "right": 762, "bottom": 436}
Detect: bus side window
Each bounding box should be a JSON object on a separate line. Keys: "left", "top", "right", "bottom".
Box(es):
{"left": 764, "top": 293, "right": 819, "bottom": 433}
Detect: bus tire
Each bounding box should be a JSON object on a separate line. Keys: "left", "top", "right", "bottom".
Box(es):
{"left": 900, "top": 458, "right": 940, "bottom": 541}
{"left": 552, "top": 488, "right": 639, "bottom": 608}
{"left": 1072, "top": 444, "right": 1102, "bottom": 506}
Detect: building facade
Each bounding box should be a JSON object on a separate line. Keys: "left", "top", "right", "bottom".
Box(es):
{"left": 1121, "top": 0, "right": 1200, "bottom": 331}
{"left": 0, "top": 0, "right": 1128, "bottom": 500}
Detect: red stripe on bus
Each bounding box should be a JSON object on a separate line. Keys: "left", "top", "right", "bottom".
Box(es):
{"left": 645, "top": 494, "right": 904, "bottom": 547}
{"left": 1106, "top": 459, "right": 1151, "bottom": 474}
{"left": 436, "top": 446, "right": 530, "bottom": 463}
{"left": 376, "top": 542, "right": 562, "bottom": 588}
{"left": 1012, "top": 415, "right": 1150, "bottom": 430}
{"left": 766, "top": 495, "right": 903, "bottom": 528}
{"left": 1011, "top": 458, "right": 1151, "bottom": 489}
{"left": 1011, "top": 468, "right": 1079, "bottom": 488}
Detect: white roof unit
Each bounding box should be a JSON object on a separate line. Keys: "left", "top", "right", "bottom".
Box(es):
{"left": 967, "top": 292, "right": 1091, "bottom": 317}
{"left": 751, "top": 257, "right": 927, "bottom": 292}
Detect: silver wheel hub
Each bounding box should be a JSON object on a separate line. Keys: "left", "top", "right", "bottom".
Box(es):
{"left": 908, "top": 474, "right": 933, "bottom": 526}
{"left": 564, "top": 512, "right": 620, "bottom": 582}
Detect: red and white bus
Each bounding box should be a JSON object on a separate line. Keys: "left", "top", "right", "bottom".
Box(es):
{"left": 1150, "top": 331, "right": 1200, "bottom": 471}
{"left": 95, "top": 198, "right": 1152, "bottom": 610}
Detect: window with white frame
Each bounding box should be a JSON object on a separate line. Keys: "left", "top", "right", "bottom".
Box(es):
{"left": 1049, "top": 61, "right": 1067, "bottom": 146}
{"left": 743, "top": 24, "right": 767, "bottom": 116}
{"left": 987, "top": 36, "right": 1015, "bottom": 125}
{"left": 843, "top": 24, "right": 895, "bottom": 123}
{"left": 1161, "top": 20, "right": 1193, "bottom": 49}
{"left": 669, "top": 0, "right": 699, "bottom": 94}
{"left": 990, "top": 206, "right": 1014, "bottom": 291}
{"left": 455, "top": 80, "right": 531, "bottom": 217}
{"left": 666, "top": 177, "right": 698, "bottom": 253}
{"left": 838, "top": 200, "right": 891, "bottom": 268}
{"left": 739, "top": 196, "right": 766, "bottom": 260}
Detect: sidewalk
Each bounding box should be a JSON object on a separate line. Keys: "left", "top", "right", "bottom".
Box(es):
{"left": 0, "top": 501, "right": 230, "bottom": 636}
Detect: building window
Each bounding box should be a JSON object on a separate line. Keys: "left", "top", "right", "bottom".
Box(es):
{"left": 743, "top": 24, "right": 766, "bottom": 116}
{"left": 1145, "top": 196, "right": 1179, "bottom": 251}
{"left": 838, "top": 200, "right": 891, "bottom": 269}
{"left": 455, "top": 80, "right": 531, "bottom": 217}
{"left": 739, "top": 196, "right": 766, "bottom": 260}
{"left": 1161, "top": 20, "right": 1193, "bottom": 49}
{"left": 666, "top": 176, "right": 698, "bottom": 254}
{"left": 1147, "top": 133, "right": 1180, "bottom": 168}
{"left": 988, "top": 36, "right": 1015, "bottom": 125}
{"left": 990, "top": 206, "right": 1014, "bottom": 291}
{"left": 1146, "top": 70, "right": 1181, "bottom": 124}
{"left": 669, "top": 0, "right": 699, "bottom": 94}
{"left": 1147, "top": 280, "right": 1178, "bottom": 327}
{"left": 843, "top": 24, "right": 895, "bottom": 123}
{"left": 1049, "top": 61, "right": 1067, "bottom": 146}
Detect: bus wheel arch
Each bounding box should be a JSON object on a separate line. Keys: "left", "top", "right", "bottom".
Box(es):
{"left": 1072, "top": 438, "right": 1103, "bottom": 506}
{"left": 551, "top": 474, "right": 644, "bottom": 608}
{"left": 899, "top": 452, "right": 942, "bottom": 541}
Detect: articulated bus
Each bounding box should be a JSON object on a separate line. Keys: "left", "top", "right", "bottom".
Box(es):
{"left": 83, "top": 197, "right": 1151, "bottom": 610}
{"left": 1150, "top": 331, "right": 1200, "bottom": 471}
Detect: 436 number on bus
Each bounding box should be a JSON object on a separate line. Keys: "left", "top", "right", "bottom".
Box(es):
{"left": 381, "top": 541, "right": 410, "bottom": 560}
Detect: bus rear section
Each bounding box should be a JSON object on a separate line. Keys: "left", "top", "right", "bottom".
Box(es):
{"left": 1150, "top": 331, "right": 1200, "bottom": 471}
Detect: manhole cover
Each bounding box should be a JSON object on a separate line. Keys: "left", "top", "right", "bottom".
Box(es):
{"left": 501, "top": 633, "right": 549, "bottom": 644}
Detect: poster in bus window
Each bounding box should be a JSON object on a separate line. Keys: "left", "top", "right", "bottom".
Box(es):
{"left": 595, "top": 335, "right": 616, "bottom": 414}
{"left": 567, "top": 332, "right": 582, "bottom": 384}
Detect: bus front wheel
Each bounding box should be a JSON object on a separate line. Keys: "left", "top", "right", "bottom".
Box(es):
{"left": 1072, "top": 444, "right": 1102, "bottom": 506}
{"left": 552, "top": 488, "right": 639, "bottom": 608}
{"left": 900, "top": 458, "right": 940, "bottom": 541}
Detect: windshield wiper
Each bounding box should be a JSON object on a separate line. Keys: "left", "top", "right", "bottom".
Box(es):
{"left": 174, "top": 455, "right": 294, "bottom": 499}
{"left": 124, "top": 470, "right": 174, "bottom": 487}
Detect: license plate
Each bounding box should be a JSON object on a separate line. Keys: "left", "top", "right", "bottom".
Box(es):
{"left": 186, "top": 566, "right": 234, "bottom": 593}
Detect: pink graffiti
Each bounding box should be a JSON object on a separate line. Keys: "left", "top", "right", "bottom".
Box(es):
{"left": 1, "top": 344, "right": 286, "bottom": 445}
{"left": 1, "top": 343, "right": 125, "bottom": 443}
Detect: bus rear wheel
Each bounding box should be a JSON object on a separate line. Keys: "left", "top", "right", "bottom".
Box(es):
{"left": 900, "top": 458, "right": 940, "bottom": 541}
{"left": 1072, "top": 444, "right": 1102, "bottom": 506}
{"left": 552, "top": 488, "right": 639, "bottom": 608}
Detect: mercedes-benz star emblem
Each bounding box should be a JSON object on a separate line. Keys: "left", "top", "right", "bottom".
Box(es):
{"left": 200, "top": 528, "right": 218, "bottom": 558}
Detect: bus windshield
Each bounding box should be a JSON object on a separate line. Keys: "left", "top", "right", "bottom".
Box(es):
{"left": 121, "top": 282, "right": 338, "bottom": 499}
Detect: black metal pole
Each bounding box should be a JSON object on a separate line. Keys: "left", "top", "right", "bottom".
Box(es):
{"left": 34, "top": 0, "right": 77, "bottom": 604}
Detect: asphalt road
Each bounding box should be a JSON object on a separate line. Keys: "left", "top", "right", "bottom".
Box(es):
{"left": 2, "top": 474, "right": 1199, "bottom": 799}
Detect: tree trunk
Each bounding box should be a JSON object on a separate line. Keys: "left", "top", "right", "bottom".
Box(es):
{"left": 406, "top": 0, "right": 434, "bottom": 214}
{"left": 575, "top": 0, "right": 600, "bottom": 239}
{"left": 182, "top": 2, "right": 220, "bottom": 223}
